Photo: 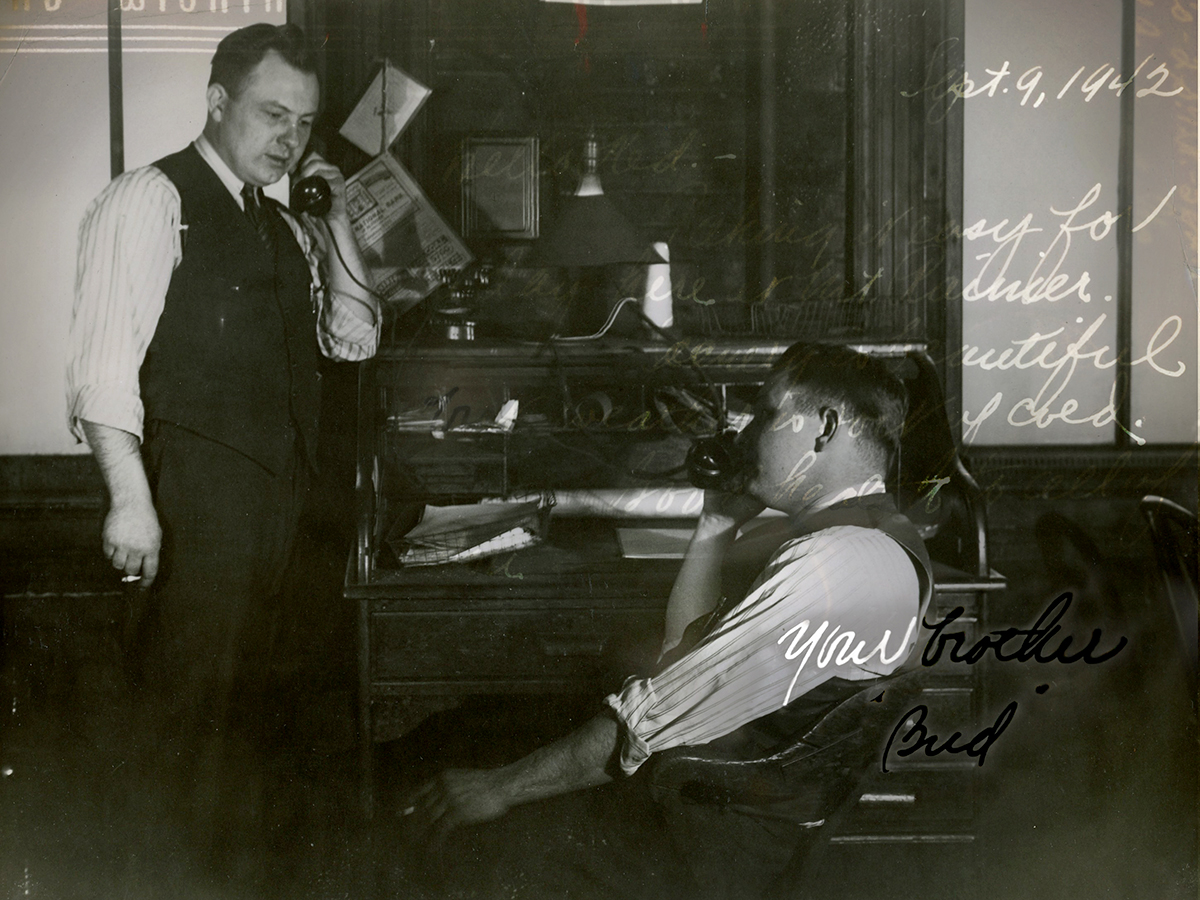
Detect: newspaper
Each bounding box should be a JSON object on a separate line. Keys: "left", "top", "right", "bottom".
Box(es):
{"left": 344, "top": 154, "right": 473, "bottom": 309}
{"left": 338, "top": 62, "right": 431, "bottom": 156}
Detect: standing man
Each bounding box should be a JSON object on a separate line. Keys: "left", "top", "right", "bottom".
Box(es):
{"left": 65, "top": 22, "right": 378, "bottom": 881}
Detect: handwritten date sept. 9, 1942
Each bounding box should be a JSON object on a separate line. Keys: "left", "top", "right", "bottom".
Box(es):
{"left": 882, "top": 591, "right": 1127, "bottom": 771}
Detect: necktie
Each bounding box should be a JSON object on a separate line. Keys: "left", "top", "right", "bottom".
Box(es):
{"left": 240, "top": 184, "right": 277, "bottom": 257}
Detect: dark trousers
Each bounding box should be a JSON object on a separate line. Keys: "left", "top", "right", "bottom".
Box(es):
{"left": 389, "top": 770, "right": 808, "bottom": 900}
{"left": 127, "top": 420, "right": 309, "bottom": 868}
{"left": 391, "top": 773, "right": 699, "bottom": 900}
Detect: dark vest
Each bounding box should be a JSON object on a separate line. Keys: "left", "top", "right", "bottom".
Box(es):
{"left": 140, "top": 145, "right": 320, "bottom": 475}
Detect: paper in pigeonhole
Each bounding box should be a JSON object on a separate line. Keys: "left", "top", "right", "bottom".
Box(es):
{"left": 339, "top": 62, "right": 431, "bottom": 156}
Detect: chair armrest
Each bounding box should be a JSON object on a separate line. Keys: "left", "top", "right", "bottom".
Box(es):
{"left": 650, "top": 735, "right": 859, "bottom": 809}
{"left": 648, "top": 671, "right": 928, "bottom": 817}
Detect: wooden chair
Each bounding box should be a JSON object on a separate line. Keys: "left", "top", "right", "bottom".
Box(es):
{"left": 648, "top": 668, "right": 928, "bottom": 900}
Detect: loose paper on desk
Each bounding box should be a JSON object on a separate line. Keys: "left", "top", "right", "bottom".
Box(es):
{"left": 392, "top": 501, "right": 542, "bottom": 567}
{"left": 616, "top": 527, "right": 694, "bottom": 559}
{"left": 338, "top": 62, "right": 431, "bottom": 156}
{"left": 451, "top": 400, "right": 519, "bottom": 434}
{"left": 345, "top": 154, "right": 472, "bottom": 310}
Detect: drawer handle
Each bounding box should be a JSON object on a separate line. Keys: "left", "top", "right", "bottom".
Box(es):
{"left": 539, "top": 636, "right": 607, "bottom": 657}
{"left": 859, "top": 793, "right": 917, "bottom": 805}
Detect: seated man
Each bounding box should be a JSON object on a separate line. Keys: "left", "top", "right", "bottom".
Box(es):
{"left": 398, "top": 343, "right": 932, "bottom": 900}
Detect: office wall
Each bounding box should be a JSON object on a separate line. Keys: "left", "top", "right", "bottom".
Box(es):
{"left": 120, "top": 2, "right": 286, "bottom": 175}
{"left": 0, "top": 0, "right": 284, "bottom": 456}
{"left": 0, "top": 2, "right": 110, "bottom": 455}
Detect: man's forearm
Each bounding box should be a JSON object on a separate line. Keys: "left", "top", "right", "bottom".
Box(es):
{"left": 406, "top": 713, "right": 620, "bottom": 844}
{"left": 82, "top": 420, "right": 153, "bottom": 509}
{"left": 662, "top": 517, "right": 740, "bottom": 654}
{"left": 493, "top": 714, "right": 617, "bottom": 808}
{"left": 321, "top": 216, "right": 378, "bottom": 324}
{"left": 81, "top": 420, "right": 161, "bottom": 584}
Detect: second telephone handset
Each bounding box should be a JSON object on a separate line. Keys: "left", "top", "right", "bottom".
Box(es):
{"left": 686, "top": 430, "right": 744, "bottom": 491}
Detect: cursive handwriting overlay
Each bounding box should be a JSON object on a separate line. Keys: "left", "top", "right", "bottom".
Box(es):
{"left": 778, "top": 616, "right": 916, "bottom": 706}
{"left": 963, "top": 182, "right": 1176, "bottom": 306}
{"left": 883, "top": 592, "right": 1127, "bottom": 772}
{"left": 902, "top": 40, "right": 1185, "bottom": 121}
{"left": 960, "top": 180, "right": 1185, "bottom": 440}
{"left": 883, "top": 701, "right": 1017, "bottom": 772}
{"left": 921, "top": 591, "right": 1127, "bottom": 667}
{"left": 957, "top": 56, "right": 1183, "bottom": 107}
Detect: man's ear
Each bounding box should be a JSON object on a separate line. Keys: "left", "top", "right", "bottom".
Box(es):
{"left": 206, "top": 83, "right": 229, "bottom": 123}
{"left": 813, "top": 407, "right": 839, "bottom": 452}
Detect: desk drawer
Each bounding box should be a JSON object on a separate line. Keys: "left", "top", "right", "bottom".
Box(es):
{"left": 845, "top": 769, "right": 975, "bottom": 832}
{"left": 881, "top": 686, "right": 977, "bottom": 771}
{"left": 922, "top": 592, "right": 981, "bottom": 676}
{"left": 370, "top": 608, "right": 662, "bottom": 685}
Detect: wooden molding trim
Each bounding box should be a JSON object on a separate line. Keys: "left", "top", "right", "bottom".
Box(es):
{"left": 0, "top": 454, "right": 104, "bottom": 507}
{"left": 965, "top": 446, "right": 1199, "bottom": 501}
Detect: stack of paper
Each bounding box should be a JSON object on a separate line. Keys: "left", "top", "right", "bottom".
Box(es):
{"left": 389, "top": 501, "right": 544, "bottom": 567}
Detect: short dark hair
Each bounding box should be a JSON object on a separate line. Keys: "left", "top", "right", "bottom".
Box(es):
{"left": 772, "top": 343, "right": 908, "bottom": 469}
{"left": 209, "top": 23, "right": 316, "bottom": 97}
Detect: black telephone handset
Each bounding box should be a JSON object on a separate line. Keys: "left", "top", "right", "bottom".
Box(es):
{"left": 686, "top": 430, "right": 743, "bottom": 491}
{"left": 290, "top": 175, "right": 332, "bottom": 217}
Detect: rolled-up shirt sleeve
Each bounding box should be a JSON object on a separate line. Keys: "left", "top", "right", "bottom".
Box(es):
{"left": 319, "top": 288, "right": 380, "bottom": 361}
{"left": 67, "top": 168, "right": 181, "bottom": 444}
{"left": 604, "top": 527, "right": 920, "bottom": 776}
{"left": 279, "top": 210, "right": 380, "bottom": 362}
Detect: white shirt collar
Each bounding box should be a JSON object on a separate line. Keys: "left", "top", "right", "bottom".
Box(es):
{"left": 194, "top": 133, "right": 252, "bottom": 210}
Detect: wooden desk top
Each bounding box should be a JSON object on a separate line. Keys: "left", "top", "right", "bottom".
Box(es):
{"left": 346, "top": 517, "right": 1005, "bottom": 602}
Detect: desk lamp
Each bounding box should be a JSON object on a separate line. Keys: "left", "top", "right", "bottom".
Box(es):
{"left": 530, "top": 130, "right": 665, "bottom": 335}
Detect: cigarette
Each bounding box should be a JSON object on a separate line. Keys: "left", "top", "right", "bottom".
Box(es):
{"left": 400, "top": 805, "right": 416, "bottom": 816}
{"left": 121, "top": 574, "right": 140, "bottom": 584}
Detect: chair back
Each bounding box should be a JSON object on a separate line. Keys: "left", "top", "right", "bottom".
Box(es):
{"left": 1140, "top": 495, "right": 1198, "bottom": 697}
{"left": 894, "top": 351, "right": 989, "bottom": 577}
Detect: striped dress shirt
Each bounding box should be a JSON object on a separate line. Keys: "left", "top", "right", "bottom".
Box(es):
{"left": 604, "top": 523, "right": 921, "bottom": 775}
{"left": 66, "top": 135, "right": 378, "bottom": 444}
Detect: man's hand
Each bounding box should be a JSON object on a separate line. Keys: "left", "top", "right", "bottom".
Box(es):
{"left": 699, "top": 488, "right": 767, "bottom": 533}
{"left": 103, "top": 496, "right": 161, "bottom": 587}
{"left": 295, "top": 152, "right": 349, "bottom": 222}
{"left": 295, "top": 153, "right": 378, "bottom": 327}
{"left": 80, "top": 420, "right": 161, "bottom": 588}
{"left": 400, "top": 768, "right": 512, "bottom": 851}
{"left": 399, "top": 715, "right": 617, "bottom": 852}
